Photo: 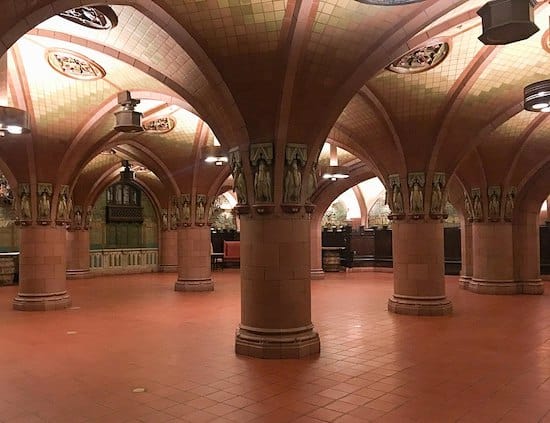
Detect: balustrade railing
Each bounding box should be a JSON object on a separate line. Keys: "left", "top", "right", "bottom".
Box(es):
{"left": 90, "top": 248, "right": 158, "bottom": 275}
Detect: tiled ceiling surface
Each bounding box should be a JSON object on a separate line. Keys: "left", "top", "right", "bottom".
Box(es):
{"left": 1, "top": 0, "right": 549, "bottom": 201}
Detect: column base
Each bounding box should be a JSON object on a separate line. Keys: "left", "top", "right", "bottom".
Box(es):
{"left": 66, "top": 268, "right": 91, "bottom": 279}
{"left": 520, "top": 279, "right": 544, "bottom": 295}
{"left": 468, "top": 278, "right": 521, "bottom": 295}
{"left": 458, "top": 276, "right": 471, "bottom": 289}
{"left": 235, "top": 324, "right": 321, "bottom": 359}
{"left": 174, "top": 278, "right": 214, "bottom": 292}
{"left": 310, "top": 268, "right": 325, "bottom": 280}
{"left": 160, "top": 264, "right": 178, "bottom": 272}
{"left": 13, "top": 291, "right": 72, "bottom": 311}
{"left": 388, "top": 295, "right": 452, "bottom": 316}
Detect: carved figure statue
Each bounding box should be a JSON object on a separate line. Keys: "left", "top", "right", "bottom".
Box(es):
{"left": 431, "top": 181, "right": 443, "bottom": 214}
{"left": 85, "top": 206, "right": 92, "bottom": 228}
{"left": 410, "top": 181, "right": 423, "bottom": 214}
{"left": 57, "top": 192, "right": 68, "bottom": 220}
{"left": 181, "top": 200, "right": 190, "bottom": 222}
{"left": 74, "top": 208, "right": 82, "bottom": 227}
{"left": 232, "top": 161, "right": 247, "bottom": 204}
{"left": 504, "top": 192, "right": 514, "bottom": 221}
{"left": 473, "top": 194, "right": 482, "bottom": 221}
{"left": 254, "top": 159, "right": 272, "bottom": 202}
{"left": 284, "top": 159, "right": 302, "bottom": 203}
{"left": 20, "top": 190, "right": 31, "bottom": 220}
{"left": 391, "top": 185, "right": 404, "bottom": 214}
{"left": 305, "top": 164, "right": 318, "bottom": 203}
{"left": 170, "top": 209, "right": 178, "bottom": 229}
{"left": 161, "top": 210, "right": 168, "bottom": 230}
{"left": 196, "top": 199, "right": 205, "bottom": 221}
{"left": 488, "top": 192, "right": 500, "bottom": 218}
{"left": 464, "top": 195, "right": 473, "bottom": 220}
{"left": 38, "top": 188, "right": 51, "bottom": 219}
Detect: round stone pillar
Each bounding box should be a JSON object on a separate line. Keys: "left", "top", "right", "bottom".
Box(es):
{"left": 14, "top": 225, "right": 71, "bottom": 311}
{"left": 160, "top": 229, "right": 178, "bottom": 272}
{"left": 513, "top": 211, "right": 544, "bottom": 295}
{"left": 174, "top": 225, "right": 213, "bottom": 291}
{"left": 459, "top": 220, "right": 472, "bottom": 289}
{"left": 470, "top": 222, "right": 519, "bottom": 294}
{"left": 388, "top": 220, "right": 452, "bottom": 315}
{"left": 66, "top": 229, "right": 90, "bottom": 279}
{"left": 310, "top": 217, "right": 324, "bottom": 280}
{"left": 235, "top": 214, "right": 320, "bottom": 358}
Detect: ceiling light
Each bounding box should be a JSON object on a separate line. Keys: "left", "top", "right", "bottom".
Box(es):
{"left": 477, "top": 0, "right": 539, "bottom": 45}
{"left": 322, "top": 166, "right": 349, "bottom": 181}
{"left": 524, "top": 80, "right": 550, "bottom": 112}
{"left": 202, "top": 146, "right": 228, "bottom": 166}
{"left": 114, "top": 91, "right": 143, "bottom": 133}
{"left": 0, "top": 106, "right": 30, "bottom": 137}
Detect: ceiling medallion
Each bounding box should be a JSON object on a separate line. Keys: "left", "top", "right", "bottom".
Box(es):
{"left": 142, "top": 116, "right": 176, "bottom": 134}
{"left": 59, "top": 6, "right": 118, "bottom": 30}
{"left": 386, "top": 42, "right": 449, "bottom": 74}
{"left": 47, "top": 49, "right": 106, "bottom": 80}
{"left": 353, "top": 0, "right": 426, "bottom": 5}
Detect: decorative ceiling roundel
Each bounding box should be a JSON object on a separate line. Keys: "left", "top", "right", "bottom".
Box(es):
{"left": 59, "top": 6, "right": 118, "bottom": 30}
{"left": 386, "top": 42, "right": 450, "bottom": 74}
{"left": 47, "top": 49, "right": 106, "bottom": 80}
{"left": 353, "top": 0, "right": 427, "bottom": 5}
{"left": 142, "top": 117, "right": 176, "bottom": 134}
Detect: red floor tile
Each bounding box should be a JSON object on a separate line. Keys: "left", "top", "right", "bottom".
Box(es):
{"left": 0, "top": 271, "right": 549, "bottom": 422}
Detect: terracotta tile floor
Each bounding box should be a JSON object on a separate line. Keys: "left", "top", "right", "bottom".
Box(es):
{"left": 0, "top": 271, "right": 549, "bottom": 422}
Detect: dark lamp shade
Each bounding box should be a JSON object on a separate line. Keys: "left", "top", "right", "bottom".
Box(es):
{"left": 477, "top": 0, "right": 539, "bottom": 45}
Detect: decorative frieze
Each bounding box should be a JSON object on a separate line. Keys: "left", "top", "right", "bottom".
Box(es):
{"left": 464, "top": 192, "right": 474, "bottom": 222}
{"left": 71, "top": 205, "right": 83, "bottom": 229}
{"left": 142, "top": 116, "right": 175, "bottom": 134}
{"left": 387, "top": 41, "right": 449, "bottom": 74}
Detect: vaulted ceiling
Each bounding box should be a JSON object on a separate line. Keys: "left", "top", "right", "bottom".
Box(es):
{"left": 0, "top": 0, "right": 548, "bottom": 208}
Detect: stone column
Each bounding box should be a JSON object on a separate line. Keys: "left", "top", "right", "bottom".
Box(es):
{"left": 160, "top": 229, "right": 177, "bottom": 272}
{"left": 66, "top": 229, "right": 90, "bottom": 279}
{"left": 14, "top": 225, "right": 71, "bottom": 310}
{"left": 514, "top": 210, "right": 544, "bottom": 295}
{"left": 310, "top": 216, "right": 324, "bottom": 280}
{"left": 470, "top": 222, "right": 518, "bottom": 294}
{"left": 235, "top": 214, "right": 320, "bottom": 358}
{"left": 459, "top": 220, "right": 472, "bottom": 289}
{"left": 388, "top": 220, "right": 452, "bottom": 315}
{"left": 174, "top": 225, "right": 213, "bottom": 291}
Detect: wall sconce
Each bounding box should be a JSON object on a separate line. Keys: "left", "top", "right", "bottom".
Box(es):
{"left": 0, "top": 106, "right": 30, "bottom": 137}
{"left": 114, "top": 91, "right": 143, "bottom": 133}
{"left": 202, "top": 145, "right": 228, "bottom": 166}
{"left": 524, "top": 80, "right": 550, "bottom": 112}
